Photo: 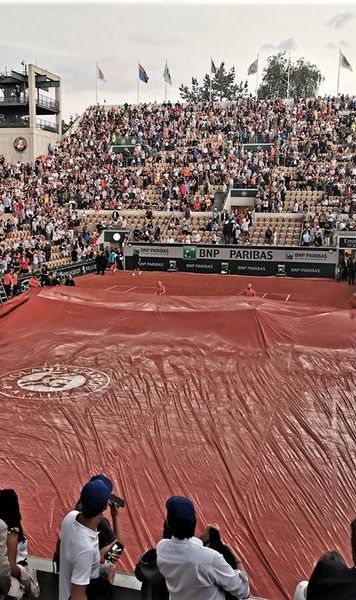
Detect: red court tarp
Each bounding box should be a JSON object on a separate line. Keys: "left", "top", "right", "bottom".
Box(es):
{"left": 1, "top": 274, "right": 356, "bottom": 599}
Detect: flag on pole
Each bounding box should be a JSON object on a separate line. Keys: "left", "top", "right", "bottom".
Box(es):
{"left": 211, "top": 58, "right": 217, "bottom": 75}
{"left": 248, "top": 58, "right": 258, "bottom": 76}
{"left": 97, "top": 64, "right": 105, "bottom": 81}
{"left": 139, "top": 63, "right": 149, "bottom": 83}
{"left": 340, "top": 51, "right": 353, "bottom": 72}
{"left": 163, "top": 61, "right": 172, "bottom": 85}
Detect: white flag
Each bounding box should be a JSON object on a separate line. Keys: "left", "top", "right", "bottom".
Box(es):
{"left": 340, "top": 51, "right": 353, "bottom": 72}
{"left": 163, "top": 61, "right": 172, "bottom": 85}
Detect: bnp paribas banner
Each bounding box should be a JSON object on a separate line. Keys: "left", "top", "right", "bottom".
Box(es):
{"left": 124, "top": 244, "right": 338, "bottom": 278}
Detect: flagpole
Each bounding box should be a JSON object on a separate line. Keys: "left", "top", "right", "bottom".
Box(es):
{"left": 165, "top": 59, "right": 168, "bottom": 102}
{"left": 286, "top": 53, "right": 291, "bottom": 100}
{"left": 337, "top": 49, "right": 341, "bottom": 96}
{"left": 255, "top": 53, "right": 259, "bottom": 98}
{"left": 95, "top": 63, "right": 98, "bottom": 105}
{"left": 137, "top": 62, "right": 140, "bottom": 105}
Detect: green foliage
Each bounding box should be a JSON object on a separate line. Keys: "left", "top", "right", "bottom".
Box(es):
{"left": 179, "top": 62, "right": 248, "bottom": 102}
{"left": 258, "top": 52, "right": 324, "bottom": 99}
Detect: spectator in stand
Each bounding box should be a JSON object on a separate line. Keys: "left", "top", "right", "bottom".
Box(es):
{"left": 302, "top": 229, "right": 311, "bottom": 246}
{"left": 0, "top": 519, "right": 11, "bottom": 600}
{"left": 265, "top": 227, "right": 273, "bottom": 245}
{"left": 156, "top": 496, "right": 249, "bottom": 600}
{"left": 58, "top": 477, "right": 122, "bottom": 600}
{"left": 0, "top": 490, "right": 39, "bottom": 599}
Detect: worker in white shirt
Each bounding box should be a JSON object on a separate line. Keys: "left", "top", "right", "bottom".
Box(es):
{"left": 156, "top": 496, "right": 250, "bottom": 600}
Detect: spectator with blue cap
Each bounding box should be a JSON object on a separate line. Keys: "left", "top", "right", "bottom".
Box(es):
{"left": 58, "top": 475, "right": 124, "bottom": 600}
{"left": 156, "top": 496, "right": 250, "bottom": 600}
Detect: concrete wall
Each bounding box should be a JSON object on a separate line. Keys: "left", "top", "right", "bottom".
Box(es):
{"left": 0, "top": 127, "right": 60, "bottom": 163}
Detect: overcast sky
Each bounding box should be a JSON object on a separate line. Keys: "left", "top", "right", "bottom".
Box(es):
{"left": 0, "top": 0, "right": 355, "bottom": 118}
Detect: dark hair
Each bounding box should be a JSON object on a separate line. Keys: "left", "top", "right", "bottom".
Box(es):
{"left": 168, "top": 516, "right": 196, "bottom": 540}
{"left": 0, "top": 489, "right": 25, "bottom": 542}
{"left": 81, "top": 502, "right": 107, "bottom": 519}
{"left": 163, "top": 519, "right": 171, "bottom": 539}
{"left": 317, "top": 550, "right": 346, "bottom": 565}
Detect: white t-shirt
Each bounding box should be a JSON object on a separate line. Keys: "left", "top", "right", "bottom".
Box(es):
{"left": 58, "top": 511, "right": 100, "bottom": 600}
{"left": 294, "top": 580, "right": 308, "bottom": 600}
{"left": 156, "top": 536, "right": 249, "bottom": 600}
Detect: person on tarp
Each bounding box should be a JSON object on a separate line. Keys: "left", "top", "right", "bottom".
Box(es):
{"left": 10, "top": 270, "right": 18, "bottom": 297}
{"left": 96, "top": 251, "right": 107, "bottom": 276}
{"left": 132, "top": 249, "right": 142, "bottom": 276}
{"left": 64, "top": 275, "right": 76, "bottom": 287}
{"left": 349, "top": 291, "right": 356, "bottom": 310}
{"left": 156, "top": 496, "right": 250, "bottom": 600}
{"left": 156, "top": 281, "right": 166, "bottom": 296}
{"left": 2, "top": 272, "right": 12, "bottom": 298}
{"left": 58, "top": 475, "right": 124, "bottom": 600}
{"left": 242, "top": 283, "right": 256, "bottom": 297}
{"left": 29, "top": 276, "right": 39, "bottom": 288}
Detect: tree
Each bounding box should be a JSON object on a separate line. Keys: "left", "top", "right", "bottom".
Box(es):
{"left": 258, "top": 52, "right": 323, "bottom": 99}
{"left": 179, "top": 62, "right": 248, "bottom": 102}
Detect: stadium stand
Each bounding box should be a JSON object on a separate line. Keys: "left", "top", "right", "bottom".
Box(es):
{"left": 1, "top": 95, "right": 356, "bottom": 288}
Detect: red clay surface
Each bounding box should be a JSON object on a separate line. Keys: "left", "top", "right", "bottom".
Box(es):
{"left": 1, "top": 271, "right": 356, "bottom": 600}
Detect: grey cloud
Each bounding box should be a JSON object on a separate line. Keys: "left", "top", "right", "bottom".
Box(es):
{"left": 260, "top": 38, "right": 297, "bottom": 52}
{"left": 327, "top": 12, "right": 354, "bottom": 29}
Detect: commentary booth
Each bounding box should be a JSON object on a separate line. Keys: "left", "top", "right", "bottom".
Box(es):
{"left": 124, "top": 243, "right": 338, "bottom": 278}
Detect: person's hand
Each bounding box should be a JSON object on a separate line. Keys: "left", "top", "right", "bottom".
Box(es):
{"left": 109, "top": 501, "right": 119, "bottom": 518}
{"left": 105, "top": 563, "right": 116, "bottom": 584}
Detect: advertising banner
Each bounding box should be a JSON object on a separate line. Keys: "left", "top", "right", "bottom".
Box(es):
{"left": 19, "top": 260, "right": 97, "bottom": 292}
{"left": 124, "top": 244, "right": 337, "bottom": 278}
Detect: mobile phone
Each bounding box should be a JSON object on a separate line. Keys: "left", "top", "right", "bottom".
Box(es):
{"left": 109, "top": 494, "right": 125, "bottom": 508}
{"left": 104, "top": 542, "right": 123, "bottom": 563}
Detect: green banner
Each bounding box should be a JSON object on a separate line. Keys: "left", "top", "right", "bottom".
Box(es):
{"left": 230, "top": 189, "right": 258, "bottom": 198}
{"left": 242, "top": 143, "right": 274, "bottom": 152}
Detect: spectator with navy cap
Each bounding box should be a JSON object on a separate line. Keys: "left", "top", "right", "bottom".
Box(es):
{"left": 58, "top": 476, "right": 123, "bottom": 600}
{"left": 156, "top": 496, "right": 250, "bottom": 600}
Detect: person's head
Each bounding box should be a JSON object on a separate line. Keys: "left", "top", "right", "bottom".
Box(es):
{"left": 79, "top": 478, "right": 112, "bottom": 520}
{"left": 247, "top": 283, "right": 252, "bottom": 289}
{"left": 0, "top": 489, "right": 22, "bottom": 530}
{"left": 317, "top": 550, "right": 346, "bottom": 565}
{"left": 166, "top": 496, "right": 196, "bottom": 540}
{"left": 158, "top": 280, "right": 162, "bottom": 286}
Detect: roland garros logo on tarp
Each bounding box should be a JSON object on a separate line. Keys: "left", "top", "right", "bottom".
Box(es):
{"left": 0, "top": 365, "right": 110, "bottom": 399}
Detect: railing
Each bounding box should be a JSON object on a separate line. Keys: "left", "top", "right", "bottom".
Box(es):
{"left": 0, "top": 91, "right": 59, "bottom": 111}
{"left": 36, "top": 118, "right": 58, "bottom": 133}
{"left": 0, "top": 118, "right": 29, "bottom": 128}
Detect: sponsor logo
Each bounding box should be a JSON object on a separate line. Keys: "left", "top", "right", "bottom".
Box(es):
{"left": 14, "top": 137, "right": 27, "bottom": 152}
{"left": 0, "top": 365, "right": 110, "bottom": 399}
{"left": 135, "top": 247, "right": 170, "bottom": 257}
{"left": 183, "top": 246, "right": 197, "bottom": 260}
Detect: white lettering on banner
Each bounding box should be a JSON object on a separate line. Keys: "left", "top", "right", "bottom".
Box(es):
{"left": 125, "top": 245, "right": 337, "bottom": 264}
{"left": 136, "top": 247, "right": 170, "bottom": 257}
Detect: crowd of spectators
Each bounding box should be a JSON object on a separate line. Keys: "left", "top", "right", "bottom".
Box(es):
{"left": 1, "top": 479, "right": 356, "bottom": 600}
{"left": 1, "top": 95, "right": 356, "bottom": 282}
